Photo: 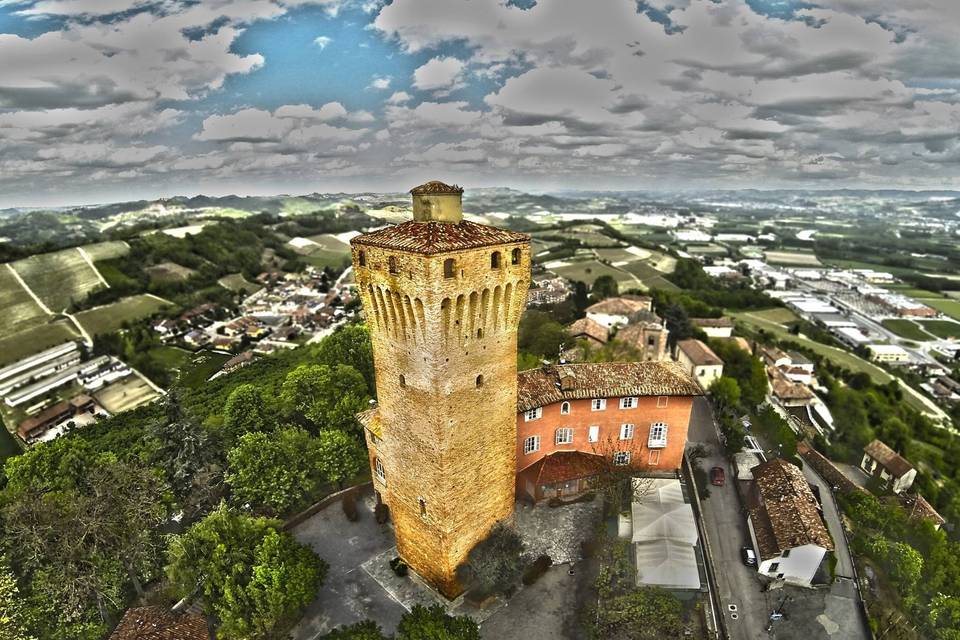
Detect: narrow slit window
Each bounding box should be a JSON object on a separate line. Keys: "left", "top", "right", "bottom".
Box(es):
{"left": 388, "top": 256, "right": 399, "bottom": 274}
{"left": 399, "top": 374, "right": 406, "bottom": 388}
{"left": 358, "top": 250, "right": 366, "bottom": 267}
{"left": 443, "top": 258, "right": 455, "bottom": 279}
{"left": 512, "top": 248, "right": 521, "bottom": 265}
{"left": 476, "top": 374, "right": 484, "bottom": 388}
{"left": 419, "top": 497, "right": 427, "bottom": 518}
{"left": 491, "top": 251, "right": 501, "bottom": 269}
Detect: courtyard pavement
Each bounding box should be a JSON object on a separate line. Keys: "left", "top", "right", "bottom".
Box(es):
{"left": 687, "top": 397, "right": 868, "bottom": 640}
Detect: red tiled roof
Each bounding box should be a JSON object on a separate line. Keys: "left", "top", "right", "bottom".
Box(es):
{"left": 531, "top": 451, "right": 606, "bottom": 485}
{"left": 677, "top": 339, "right": 723, "bottom": 366}
{"left": 110, "top": 607, "right": 209, "bottom": 640}
{"left": 896, "top": 492, "right": 945, "bottom": 526}
{"left": 585, "top": 295, "right": 651, "bottom": 317}
{"left": 569, "top": 317, "right": 608, "bottom": 344}
{"left": 517, "top": 362, "right": 701, "bottom": 412}
{"left": 863, "top": 439, "right": 914, "bottom": 478}
{"left": 748, "top": 459, "right": 834, "bottom": 560}
{"left": 410, "top": 180, "right": 463, "bottom": 195}
{"left": 352, "top": 220, "right": 529, "bottom": 255}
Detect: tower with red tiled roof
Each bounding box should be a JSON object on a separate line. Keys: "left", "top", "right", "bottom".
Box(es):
{"left": 351, "top": 181, "right": 530, "bottom": 597}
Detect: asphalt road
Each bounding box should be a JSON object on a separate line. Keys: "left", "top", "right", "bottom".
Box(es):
{"left": 687, "top": 397, "right": 869, "bottom": 640}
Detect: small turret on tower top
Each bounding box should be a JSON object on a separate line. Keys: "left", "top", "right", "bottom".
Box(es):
{"left": 410, "top": 180, "right": 464, "bottom": 223}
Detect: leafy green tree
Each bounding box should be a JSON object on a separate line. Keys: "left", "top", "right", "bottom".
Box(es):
{"left": 223, "top": 384, "right": 276, "bottom": 446}
{"left": 226, "top": 427, "right": 324, "bottom": 515}
{"left": 518, "top": 310, "right": 568, "bottom": 360}
{"left": 710, "top": 377, "right": 741, "bottom": 413}
{"left": 280, "top": 364, "right": 369, "bottom": 433}
{"left": 167, "top": 505, "right": 326, "bottom": 639}
{"left": 456, "top": 523, "right": 525, "bottom": 595}
{"left": 3, "top": 437, "right": 93, "bottom": 494}
{"left": 0, "top": 559, "right": 36, "bottom": 640}
{"left": 395, "top": 605, "right": 480, "bottom": 640}
{"left": 150, "top": 390, "right": 216, "bottom": 501}
{"left": 662, "top": 304, "right": 692, "bottom": 351}
{"left": 591, "top": 275, "right": 619, "bottom": 301}
{"left": 928, "top": 594, "right": 960, "bottom": 640}
{"left": 320, "top": 621, "right": 386, "bottom": 640}
{"left": 317, "top": 324, "right": 375, "bottom": 394}
{"left": 591, "top": 587, "right": 684, "bottom": 640}
{"left": 315, "top": 429, "right": 367, "bottom": 489}
{"left": 708, "top": 339, "right": 767, "bottom": 408}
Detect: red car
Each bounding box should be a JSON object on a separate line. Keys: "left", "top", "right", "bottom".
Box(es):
{"left": 710, "top": 466, "right": 725, "bottom": 487}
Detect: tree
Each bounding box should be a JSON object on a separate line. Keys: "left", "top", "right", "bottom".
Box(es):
{"left": 2, "top": 437, "right": 93, "bottom": 494}
{"left": 708, "top": 339, "right": 767, "bottom": 408}
{"left": 223, "top": 384, "right": 275, "bottom": 447}
{"left": 226, "top": 427, "right": 325, "bottom": 515}
{"left": 314, "top": 429, "right": 367, "bottom": 489}
{"left": 0, "top": 560, "right": 36, "bottom": 640}
{"left": 456, "top": 523, "right": 525, "bottom": 595}
{"left": 395, "top": 605, "right": 480, "bottom": 640}
{"left": 317, "top": 324, "right": 375, "bottom": 394}
{"left": 518, "top": 310, "right": 568, "bottom": 360}
{"left": 709, "top": 377, "right": 741, "bottom": 413}
{"left": 167, "top": 505, "right": 326, "bottom": 639}
{"left": 591, "top": 275, "right": 619, "bottom": 301}
{"left": 662, "top": 304, "right": 692, "bottom": 351}
{"left": 320, "top": 621, "right": 386, "bottom": 640}
{"left": 280, "top": 364, "right": 369, "bottom": 433}
{"left": 150, "top": 390, "right": 216, "bottom": 502}
{"left": 589, "top": 587, "right": 684, "bottom": 640}
{"left": 928, "top": 594, "right": 960, "bottom": 640}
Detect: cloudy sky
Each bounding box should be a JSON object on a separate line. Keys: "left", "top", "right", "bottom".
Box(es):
{"left": 1, "top": 0, "right": 959, "bottom": 206}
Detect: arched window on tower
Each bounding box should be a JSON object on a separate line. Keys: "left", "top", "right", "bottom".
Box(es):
{"left": 358, "top": 250, "right": 366, "bottom": 267}
{"left": 512, "top": 248, "right": 521, "bottom": 265}
{"left": 388, "top": 256, "right": 399, "bottom": 274}
{"left": 443, "top": 258, "right": 455, "bottom": 279}
{"left": 491, "top": 251, "right": 501, "bottom": 269}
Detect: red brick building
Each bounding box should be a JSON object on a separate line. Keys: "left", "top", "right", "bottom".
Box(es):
{"left": 514, "top": 362, "right": 701, "bottom": 501}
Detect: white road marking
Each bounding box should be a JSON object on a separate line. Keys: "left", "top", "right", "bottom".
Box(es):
{"left": 77, "top": 246, "right": 110, "bottom": 288}
{"left": 6, "top": 262, "right": 52, "bottom": 315}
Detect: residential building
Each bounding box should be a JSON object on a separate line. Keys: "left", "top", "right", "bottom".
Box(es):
{"left": 675, "top": 339, "right": 724, "bottom": 390}
{"left": 17, "top": 394, "right": 97, "bottom": 443}
{"left": 514, "top": 361, "right": 701, "bottom": 501}
{"left": 866, "top": 344, "right": 909, "bottom": 363}
{"left": 569, "top": 317, "right": 608, "bottom": 346}
{"left": 615, "top": 313, "right": 669, "bottom": 362}
{"left": 527, "top": 275, "right": 571, "bottom": 305}
{"left": 351, "top": 181, "right": 531, "bottom": 598}
{"left": 860, "top": 439, "right": 916, "bottom": 494}
{"left": 109, "top": 607, "right": 209, "bottom": 640}
{"left": 746, "top": 459, "right": 834, "bottom": 586}
{"left": 768, "top": 367, "right": 815, "bottom": 407}
{"left": 585, "top": 295, "right": 652, "bottom": 329}
{"left": 691, "top": 317, "right": 734, "bottom": 338}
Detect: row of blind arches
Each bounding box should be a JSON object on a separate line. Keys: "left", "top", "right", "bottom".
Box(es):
{"left": 358, "top": 248, "right": 522, "bottom": 276}
{"left": 366, "top": 281, "right": 524, "bottom": 344}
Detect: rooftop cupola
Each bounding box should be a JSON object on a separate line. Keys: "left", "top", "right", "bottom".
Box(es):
{"left": 410, "top": 180, "right": 463, "bottom": 223}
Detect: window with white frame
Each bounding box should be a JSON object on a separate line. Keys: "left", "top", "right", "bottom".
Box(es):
{"left": 524, "top": 407, "right": 542, "bottom": 422}
{"left": 648, "top": 422, "right": 668, "bottom": 448}
{"left": 555, "top": 428, "right": 573, "bottom": 445}
{"left": 591, "top": 398, "right": 606, "bottom": 411}
{"left": 619, "top": 396, "right": 637, "bottom": 409}
{"left": 560, "top": 401, "right": 571, "bottom": 415}
{"left": 656, "top": 396, "right": 668, "bottom": 408}
{"left": 588, "top": 425, "right": 599, "bottom": 443}
{"left": 375, "top": 458, "right": 386, "bottom": 483}
{"left": 613, "top": 451, "right": 631, "bottom": 466}
{"left": 619, "top": 423, "right": 635, "bottom": 440}
{"left": 523, "top": 435, "right": 541, "bottom": 454}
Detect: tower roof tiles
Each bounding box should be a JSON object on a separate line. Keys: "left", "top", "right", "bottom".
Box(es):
{"left": 351, "top": 220, "right": 529, "bottom": 255}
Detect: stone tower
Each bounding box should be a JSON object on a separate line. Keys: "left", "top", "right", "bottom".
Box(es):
{"left": 351, "top": 181, "right": 530, "bottom": 598}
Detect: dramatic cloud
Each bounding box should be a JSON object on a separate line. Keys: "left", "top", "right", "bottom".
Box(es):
{"left": 1, "top": 0, "right": 959, "bottom": 204}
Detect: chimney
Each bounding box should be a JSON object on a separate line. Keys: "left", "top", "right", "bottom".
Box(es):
{"left": 410, "top": 180, "right": 464, "bottom": 223}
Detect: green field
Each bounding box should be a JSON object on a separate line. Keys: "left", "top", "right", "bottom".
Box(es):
{"left": 550, "top": 259, "right": 642, "bottom": 289}
{"left": 74, "top": 295, "right": 171, "bottom": 337}
{"left": 595, "top": 247, "right": 649, "bottom": 263}
{"left": 81, "top": 240, "right": 129, "bottom": 262}
{"left": 916, "top": 319, "right": 960, "bottom": 340}
{"left": 146, "top": 346, "right": 193, "bottom": 371}
{"left": 0, "top": 320, "right": 80, "bottom": 367}
{"left": 218, "top": 273, "right": 262, "bottom": 295}
{"left": 919, "top": 298, "right": 960, "bottom": 322}
{"left": 881, "top": 319, "right": 931, "bottom": 341}
{"left": 764, "top": 250, "right": 822, "bottom": 266}
{"left": 12, "top": 247, "right": 106, "bottom": 312}
{"left": 0, "top": 264, "right": 50, "bottom": 339}
{"left": 746, "top": 307, "right": 800, "bottom": 325}
{"left": 146, "top": 261, "right": 195, "bottom": 283}
{"left": 620, "top": 261, "right": 680, "bottom": 291}
{"left": 179, "top": 350, "right": 233, "bottom": 387}
{"left": 291, "top": 234, "right": 352, "bottom": 270}
{"left": 885, "top": 285, "right": 942, "bottom": 299}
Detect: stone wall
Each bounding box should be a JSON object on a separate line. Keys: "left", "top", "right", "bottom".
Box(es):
{"left": 353, "top": 238, "right": 530, "bottom": 598}
{"left": 797, "top": 441, "right": 865, "bottom": 496}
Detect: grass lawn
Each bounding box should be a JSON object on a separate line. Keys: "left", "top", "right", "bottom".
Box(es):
{"left": 918, "top": 298, "right": 960, "bottom": 322}
{"left": 147, "top": 346, "right": 193, "bottom": 370}
{"left": 11, "top": 247, "right": 106, "bottom": 312}
{"left": 75, "top": 294, "right": 172, "bottom": 337}
{"left": 764, "top": 251, "right": 822, "bottom": 266}
{"left": 0, "top": 321, "right": 80, "bottom": 367}
{"left": 218, "top": 273, "right": 263, "bottom": 295}
{"left": 0, "top": 264, "right": 51, "bottom": 339}
{"left": 81, "top": 240, "right": 129, "bottom": 261}
{"left": 885, "top": 284, "right": 943, "bottom": 299}
{"left": 747, "top": 307, "right": 800, "bottom": 325}
{"left": 916, "top": 319, "right": 960, "bottom": 340}
{"left": 881, "top": 319, "right": 931, "bottom": 341}
{"left": 178, "top": 350, "right": 233, "bottom": 388}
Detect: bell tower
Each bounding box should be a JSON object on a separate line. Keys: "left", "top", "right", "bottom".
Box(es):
{"left": 351, "top": 181, "right": 530, "bottom": 597}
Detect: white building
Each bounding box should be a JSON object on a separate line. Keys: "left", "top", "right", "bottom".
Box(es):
{"left": 866, "top": 344, "right": 909, "bottom": 363}
{"left": 747, "top": 459, "right": 834, "bottom": 586}
{"left": 861, "top": 439, "right": 917, "bottom": 494}
{"left": 691, "top": 317, "right": 734, "bottom": 338}
{"left": 584, "top": 295, "right": 652, "bottom": 329}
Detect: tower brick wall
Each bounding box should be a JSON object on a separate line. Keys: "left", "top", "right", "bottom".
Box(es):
{"left": 352, "top": 184, "right": 530, "bottom": 597}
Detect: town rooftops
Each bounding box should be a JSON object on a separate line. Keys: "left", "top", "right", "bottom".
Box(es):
{"left": 569, "top": 317, "right": 608, "bottom": 344}
{"left": 748, "top": 459, "right": 834, "bottom": 560}
{"left": 768, "top": 368, "right": 815, "bottom": 402}
{"left": 18, "top": 399, "right": 73, "bottom": 438}
{"left": 409, "top": 180, "right": 463, "bottom": 195}
{"left": 895, "top": 492, "right": 945, "bottom": 527}
{"left": 527, "top": 450, "right": 606, "bottom": 485}
{"left": 517, "top": 361, "right": 701, "bottom": 412}
{"left": 863, "top": 439, "right": 914, "bottom": 478}
{"left": 351, "top": 219, "right": 529, "bottom": 255}
{"left": 585, "top": 295, "right": 652, "bottom": 317}
{"left": 677, "top": 339, "right": 723, "bottom": 367}
{"left": 109, "top": 606, "right": 209, "bottom": 640}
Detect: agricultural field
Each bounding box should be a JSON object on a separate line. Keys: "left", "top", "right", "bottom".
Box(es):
{"left": 620, "top": 261, "right": 679, "bottom": 291}
{"left": 74, "top": 294, "right": 171, "bottom": 337}
{"left": 80, "top": 240, "right": 129, "bottom": 262}
{"left": 881, "top": 319, "right": 930, "bottom": 341}
{"left": 289, "top": 233, "right": 353, "bottom": 270}
{"left": 595, "top": 247, "right": 650, "bottom": 264}
{"left": 685, "top": 243, "right": 728, "bottom": 256}
{"left": 549, "top": 259, "right": 642, "bottom": 289}
{"left": 919, "top": 298, "right": 960, "bottom": 322}
{"left": 145, "top": 261, "right": 195, "bottom": 283}
{"left": 0, "top": 321, "right": 80, "bottom": 367}
{"left": 946, "top": 291, "right": 960, "bottom": 300}
{"left": 0, "top": 264, "right": 51, "bottom": 339}
{"left": 554, "top": 225, "right": 621, "bottom": 247}
{"left": 744, "top": 307, "right": 800, "bottom": 326}
{"left": 94, "top": 374, "right": 160, "bottom": 414}
{"left": 764, "top": 250, "right": 822, "bottom": 266}
{"left": 218, "top": 273, "right": 262, "bottom": 295}
{"left": 11, "top": 247, "right": 108, "bottom": 312}
{"left": 916, "top": 319, "right": 960, "bottom": 339}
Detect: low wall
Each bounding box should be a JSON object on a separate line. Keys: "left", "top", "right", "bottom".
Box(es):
{"left": 283, "top": 481, "right": 374, "bottom": 531}
{"left": 797, "top": 442, "right": 864, "bottom": 497}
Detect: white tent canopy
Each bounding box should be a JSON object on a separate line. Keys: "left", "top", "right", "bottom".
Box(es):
{"left": 631, "top": 500, "right": 698, "bottom": 545}
{"left": 634, "top": 539, "right": 700, "bottom": 590}
{"left": 634, "top": 477, "right": 685, "bottom": 504}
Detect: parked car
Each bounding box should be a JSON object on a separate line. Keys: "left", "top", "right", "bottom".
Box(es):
{"left": 741, "top": 547, "right": 757, "bottom": 567}
{"left": 710, "top": 466, "right": 725, "bottom": 486}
